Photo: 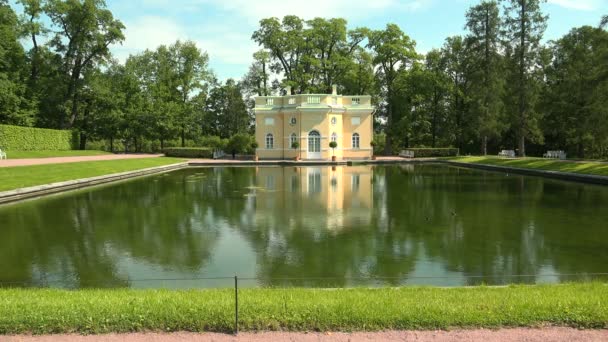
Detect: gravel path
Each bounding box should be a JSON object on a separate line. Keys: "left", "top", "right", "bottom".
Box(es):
{"left": 0, "top": 154, "right": 163, "bottom": 167}
{"left": 4, "top": 328, "right": 607, "bottom": 342}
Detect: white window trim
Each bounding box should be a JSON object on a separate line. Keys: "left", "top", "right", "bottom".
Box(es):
{"left": 265, "top": 133, "right": 274, "bottom": 149}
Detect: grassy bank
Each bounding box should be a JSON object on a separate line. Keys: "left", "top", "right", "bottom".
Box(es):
{"left": 4, "top": 150, "right": 111, "bottom": 159}
{"left": 0, "top": 283, "right": 606, "bottom": 334}
{"left": 0, "top": 157, "right": 184, "bottom": 192}
{"left": 449, "top": 156, "right": 608, "bottom": 177}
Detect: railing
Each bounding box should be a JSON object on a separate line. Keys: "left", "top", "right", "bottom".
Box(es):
{"left": 254, "top": 95, "right": 372, "bottom": 108}
{"left": 307, "top": 96, "right": 321, "bottom": 104}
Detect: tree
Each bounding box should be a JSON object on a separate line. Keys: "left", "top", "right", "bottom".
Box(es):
{"left": 17, "top": 0, "right": 46, "bottom": 92}
{"left": 45, "top": 0, "right": 125, "bottom": 129}
{"left": 242, "top": 50, "right": 272, "bottom": 97}
{"left": 227, "top": 133, "right": 253, "bottom": 158}
{"left": 502, "top": 0, "right": 548, "bottom": 156}
{"left": 543, "top": 26, "right": 608, "bottom": 158}
{"left": 339, "top": 47, "right": 376, "bottom": 96}
{"left": 368, "top": 23, "right": 418, "bottom": 154}
{"left": 466, "top": 0, "right": 505, "bottom": 155}
{"left": 601, "top": 15, "right": 607, "bottom": 29}
{"left": 0, "top": 0, "right": 34, "bottom": 125}
{"left": 204, "top": 79, "right": 250, "bottom": 138}
{"left": 252, "top": 16, "right": 367, "bottom": 94}
{"left": 441, "top": 36, "right": 474, "bottom": 151}
{"left": 329, "top": 140, "right": 337, "bottom": 156}
{"left": 171, "top": 41, "right": 210, "bottom": 147}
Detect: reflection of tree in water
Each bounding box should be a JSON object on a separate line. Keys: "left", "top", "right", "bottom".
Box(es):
{"left": 0, "top": 168, "right": 249, "bottom": 287}
{"left": 384, "top": 165, "right": 608, "bottom": 285}
{"left": 233, "top": 165, "right": 608, "bottom": 287}
{"left": 1, "top": 165, "right": 607, "bottom": 288}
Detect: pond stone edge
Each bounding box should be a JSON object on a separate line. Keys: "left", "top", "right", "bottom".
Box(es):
{"left": 441, "top": 160, "right": 608, "bottom": 186}
{"left": 0, "top": 162, "right": 189, "bottom": 204}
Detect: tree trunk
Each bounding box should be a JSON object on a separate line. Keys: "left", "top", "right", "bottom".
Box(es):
{"left": 481, "top": 136, "right": 488, "bottom": 155}
{"left": 518, "top": 0, "right": 527, "bottom": 158}
{"left": 181, "top": 128, "right": 186, "bottom": 147}
{"left": 384, "top": 85, "right": 393, "bottom": 155}
{"left": 110, "top": 137, "right": 114, "bottom": 152}
{"left": 79, "top": 132, "right": 87, "bottom": 150}
{"left": 518, "top": 134, "right": 526, "bottom": 157}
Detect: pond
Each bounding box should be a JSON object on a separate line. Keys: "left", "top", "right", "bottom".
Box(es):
{"left": 1, "top": 164, "right": 607, "bottom": 288}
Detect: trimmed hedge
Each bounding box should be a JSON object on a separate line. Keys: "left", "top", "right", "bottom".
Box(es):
{"left": 0, "top": 124, "right": 78, "bottom": 151}
{"left": 404, "top": 148, "right": 460, "bottom": 157}
{"left": 163, "top": 147, "right": 213, "bottom": 158}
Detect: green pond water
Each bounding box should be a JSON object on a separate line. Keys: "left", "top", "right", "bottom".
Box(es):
{"left": 1, "top": 164, "right": 607, "bottom": 288}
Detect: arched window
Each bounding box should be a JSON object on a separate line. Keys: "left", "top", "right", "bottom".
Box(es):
{"left": 265, "top": 133, "right": 274, "bottom": 149}
{"left": 352, "top": 133, "right": 360, "bottom": 149}
{"left": 290, "top": 133, "right": 298, "bottom": 147}
{"left": 331, "top": 132, "right": 337, "bottom": 143}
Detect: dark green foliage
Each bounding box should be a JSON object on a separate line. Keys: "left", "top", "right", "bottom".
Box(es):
{"left": 227, "top": 133, "right": 254, "bottom": 154}
{"left": 162, "top": 147, "right": 213, "bottom": 158}
{"left": 404, "top": 148, "right": 460, "bottom": 157}
{"left": 0, "top": 124, "right": 76, "bottom": 150}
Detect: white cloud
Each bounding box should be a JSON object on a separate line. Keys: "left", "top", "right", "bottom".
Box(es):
{"left": 547, "top": 0, "right": 602, "bottom": 11}
{"left": 111, "top": 15, "right": 257, "bottom": 79}
{"left": 109, "top": 0, "right": 435, "bottom": 80}
{"left": 112, "top": 16, "right": 185, "bottom": 62}
{"left": 202, "top": 0, "right": 433, "bottom": 23}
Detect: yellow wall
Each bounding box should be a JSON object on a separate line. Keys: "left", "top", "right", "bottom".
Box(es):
{"left": 254, "top": 97, "right": 374, "bottom": 160}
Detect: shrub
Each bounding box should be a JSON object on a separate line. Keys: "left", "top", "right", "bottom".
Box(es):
{"left": 162, "top": 147, "right": 213, "bottom": 158}
{"left": 0, "top": 124, "right": 78, "bottom": 151}
{"left": 227, "top": 133, "right": 254, "bottom": 154}
{"left": 403, "top": 148, "right": 460, "bottom": 157}
{"left": 198, "top": 136, "right": 228, "bottom": 151}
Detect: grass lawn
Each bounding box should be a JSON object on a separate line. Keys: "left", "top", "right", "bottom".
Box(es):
{"left": 5, "top": 150, "right": 111, "bottom": 159}
{"left": 448, "top": 156, "right": 608, "bottom": 177}
{"left": 0, "top": 283, "right": 605, "bottom": 334}
{"left": 0, "top": 157, "right": 184, "bottom": 192}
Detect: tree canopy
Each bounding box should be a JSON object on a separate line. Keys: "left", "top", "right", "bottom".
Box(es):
{"left": 1, "top": 1, "right": 608, "bottom": 158}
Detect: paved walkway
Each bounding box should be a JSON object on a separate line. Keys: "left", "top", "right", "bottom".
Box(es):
{"left": 5, "top": 328, "right": 607, "bottom": 341}
{"left": 0, "top": 154, "right": 163, "bottom": 168}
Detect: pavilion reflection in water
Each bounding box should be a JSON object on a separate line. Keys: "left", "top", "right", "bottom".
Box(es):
{"left": 249, "top": 166, "right": 376, "bottom": 231}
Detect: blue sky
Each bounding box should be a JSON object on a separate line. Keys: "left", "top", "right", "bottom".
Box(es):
{"left": 101, "top": 0, "right": 607, "bottom": 80}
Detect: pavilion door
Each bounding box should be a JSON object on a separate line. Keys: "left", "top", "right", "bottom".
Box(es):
{"left": 307, "top": 131, "right": 321, "bottom": 159}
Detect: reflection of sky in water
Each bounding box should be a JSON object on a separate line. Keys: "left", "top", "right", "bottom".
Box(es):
{"left": 1, "top": 164, "right": 608, "bottom": 288}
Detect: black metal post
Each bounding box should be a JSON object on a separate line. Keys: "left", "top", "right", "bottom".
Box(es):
{"left": 234, "top": 275, "right": 239, "bottom": 335}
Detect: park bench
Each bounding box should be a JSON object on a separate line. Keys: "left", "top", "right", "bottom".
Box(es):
{"left": 0, "top": 149, "right": 6, "bottom": 160}
{"left": 543, "top": 150, "right": 567, "bottom": 160}
{"left": 498, "top": 150, "right": 516, "bottom": 158}
{"left": 213, "top": 150, "right": 226, "bottom": 159}
{"left": 399, "top": 150, "right": 415, "bottom": 158}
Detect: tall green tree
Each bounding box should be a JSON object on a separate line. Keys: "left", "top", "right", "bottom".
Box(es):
{"left": 252, "top": 16, "right": 367, "bottom": 94}
{"left": 338, "top": 47, "right": 376, "bottom": 96}
{"left": 242, "top": 50, "right": 272, "bottom": 97}
{"left": 543, "top": 26, "right": 608, "bottom": 158}
{"left": 442, "top": 36, "right": 474, "bottom": 151}
{"left": 45, "top": 0, "right": 125, "bottom": 129}
{"left": 0, "top": 0, "right": 34, "bottom": 125}
{"left": 368, "top": 23, "right": 418, "bottom": 154}
{"left": 204, "top": 79, "right": 250, "bottom": 138}
{"left": 17, "top": 0, "right": 46, "bottom": 92}
{"left": 170, "top": 40, "right": 210, "bottom": 147}
{"left": 466, "top": 0, "right": 505, "bottom": 155}
{"left": 502, "top": 0, "right": 548, "bottom": 156}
